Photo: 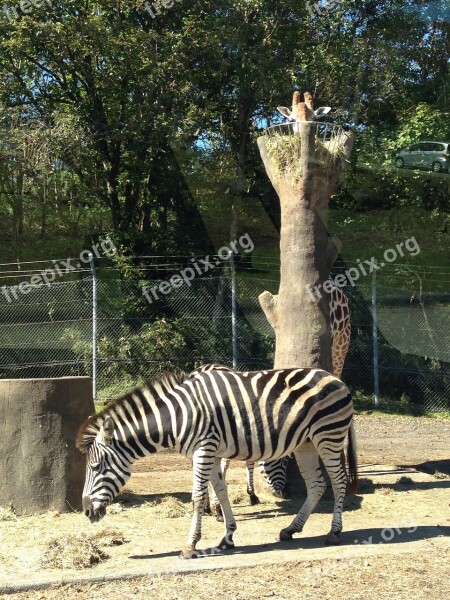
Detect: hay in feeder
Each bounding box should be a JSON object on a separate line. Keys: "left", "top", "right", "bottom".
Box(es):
{"left": 265, "top": 131, "right": 303, "bottom": 182}
{"left": 41, "top": 527, "right": 127, "bottom": 569}
{"left": 265, "top": 130, "right": 346, "bottom": 182}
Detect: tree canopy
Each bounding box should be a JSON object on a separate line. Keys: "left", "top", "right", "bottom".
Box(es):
{"left": 0, "top": 1, "right": 448, "bottom": 255}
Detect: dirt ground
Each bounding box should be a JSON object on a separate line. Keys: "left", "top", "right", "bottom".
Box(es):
{"left": 0, "top": 413, "right": 449, "bottom": 599}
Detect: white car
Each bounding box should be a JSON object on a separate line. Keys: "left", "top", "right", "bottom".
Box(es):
{"left": 395, "top": 141, "right": 450, "bottom": 173}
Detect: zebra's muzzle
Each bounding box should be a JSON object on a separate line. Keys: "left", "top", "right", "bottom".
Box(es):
{"left": 83, "top": 496, "right": 107, "bottom": 523}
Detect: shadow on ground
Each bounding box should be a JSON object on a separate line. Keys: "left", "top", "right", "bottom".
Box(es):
{"left": 129, "top": 524, "right": 450, "bottom": 561}
{"left": 116, "top": 490, "right": 192, "bottom": 506}
{"left": 412, "top": 459, "right": 450, "bottom": 477}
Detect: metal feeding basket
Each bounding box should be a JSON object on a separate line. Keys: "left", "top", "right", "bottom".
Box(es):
{"left": 264, "top": 121, "right": 346, "bottom": 177}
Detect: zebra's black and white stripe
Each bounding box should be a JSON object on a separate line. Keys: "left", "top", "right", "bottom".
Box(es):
{"left": 77, "top": 367, "right": 358, "bottom": 557}
{"left": 191, "top": 364, "right": 288, "bottom": 518}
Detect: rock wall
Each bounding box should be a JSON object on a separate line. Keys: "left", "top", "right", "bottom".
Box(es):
{"left": 0, "top": 377, "right": 94, "bottom": 515}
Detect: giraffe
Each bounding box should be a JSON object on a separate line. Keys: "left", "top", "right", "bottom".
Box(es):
{"left": 205, "top": 282, "right": 351, "bottom": 520}
{"left": 277, "top": 90, "right": 332, "bottom": 126}
{"left": 330, "top": 283, "right": 351, "bottom": 379}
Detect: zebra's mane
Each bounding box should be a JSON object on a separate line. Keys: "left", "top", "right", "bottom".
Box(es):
{"left": 76, "top": 370, "right": 187, "bottom": 453}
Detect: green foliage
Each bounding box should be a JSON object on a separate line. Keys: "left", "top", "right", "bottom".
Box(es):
{"left": 386, "top": 104, "right": 450, "bottom": 152}
{"left": 1, "top": 1, "right": 448, "bottom": 258}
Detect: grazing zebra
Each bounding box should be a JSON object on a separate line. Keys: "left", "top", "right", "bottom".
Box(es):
{"left": 77, "top": 367, "right": 357, "bottom": 558}
{"left": 191, "top": 364, "right": 288, "bottom": 518}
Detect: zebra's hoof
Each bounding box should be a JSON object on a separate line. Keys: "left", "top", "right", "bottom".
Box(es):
{"left": 179, "top": 547, "right": 199, "bottom": 559}
{"left": 218, "top": 536, "right": 235, "bottom": 550}
{"left": 215, "top": 513, "right": 224, "bottom": 523}
{"left": 249, "top": 493, "right": 260, "bottom": 506}
{"left": 272, "top": 489, "right": 287, "bottom": 500}
{"left": 279, "top": 528, "right": 293, "bottom": 541}
{"left": 325, "top": 531, "right": 341, "bottom": 545}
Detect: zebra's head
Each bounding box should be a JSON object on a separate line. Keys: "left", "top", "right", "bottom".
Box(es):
{"left": 76, "top": 415, "right": 132, "bottom": 523}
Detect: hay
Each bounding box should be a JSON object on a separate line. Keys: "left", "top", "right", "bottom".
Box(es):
{"left": 265, "top": 132, "right": 303, "bottom": 182}
{"left": 147, "top": 496, "right": 188, "bottom": 518}
{"left": 107, "top": 502, "right": 125, "bottom": 514}
{"left": 433, "top": 470, "right": 449, "bottom": 480}
{"left": 0, "top": 504, "right": 17, "bottom": 521}
{"left": 265, "top": 131, "right": 345, "bottom": 182}
{"left": 231, "top": 492, "right": 246, "bottom": 505}
{"left": 41, "top": 527, "right": 127, "bottom": 570}
{"left": 376, "top": 487, "right": 395, "bottom": 495}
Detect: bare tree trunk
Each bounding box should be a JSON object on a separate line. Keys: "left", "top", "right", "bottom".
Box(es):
{"left": 257, "top": 122, "right": 354, "bottom": 491}
{"left": 12, "top": 170, "right": 24, "bottom": 241}
{"left": 40, "top": 173, "right": 47, "bottom": 239}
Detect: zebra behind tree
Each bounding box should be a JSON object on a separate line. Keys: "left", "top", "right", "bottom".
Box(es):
{"left": 198, "top": 281, "right": 352, "bottom": 517}
{"left": 77, "top": 367, "right": 358, "bottom": 558}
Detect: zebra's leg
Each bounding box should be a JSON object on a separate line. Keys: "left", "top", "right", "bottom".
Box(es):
{"left": 181, "top": 448, "right": 216, "bottom": 559}
{"left": 204, "top": 486, "right": 213, "bottom": 515}
{"left": 279, "top": 442, "right": 326, "bottom": 541}
{"left": 258, "top": 457, "right": 289, "bottom": 499}
{"left": 319, "top": 448, "right": 348, "bottom": 545}
{"left": 210, "top": 458, "right": 237, "bottom": 550}
{"left": 209, "top": 458, "right": 230, "bottom": 522}
{"left": 245, "top": 460, "right": 260, "bottom": 505}
{"left": 213, "top": 458, "right": 230, "bottom": 521}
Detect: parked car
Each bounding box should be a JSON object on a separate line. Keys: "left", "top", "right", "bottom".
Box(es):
{"left": 395, "top": 141, "right": 450, "bottom": 173}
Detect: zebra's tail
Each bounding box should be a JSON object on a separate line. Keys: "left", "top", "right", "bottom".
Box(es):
{"left": 346, "top": 420, "right": 358, "bottom": 494}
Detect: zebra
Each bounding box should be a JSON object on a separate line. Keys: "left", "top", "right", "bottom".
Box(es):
{"left": 201, "top": 280, "right": 352, "bottom": 517}
{"left": 77, "top": 367, "right": 358, "bottom": 558}
{"left": 191, "top": 364, "right": 289, "bottom": 519}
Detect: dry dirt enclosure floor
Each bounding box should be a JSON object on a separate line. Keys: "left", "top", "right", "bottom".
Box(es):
{"left": 0, "top": 414, "right": 449, "bottom": 599}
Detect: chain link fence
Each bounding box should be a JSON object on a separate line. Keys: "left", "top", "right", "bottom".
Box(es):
{"left": 0, "top": 258, "right": 449, "bottom": 413}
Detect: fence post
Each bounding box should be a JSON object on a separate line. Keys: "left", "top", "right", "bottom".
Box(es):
{"left": 230, "top": 204, "right": 238, "bottom": 369}
{"left": 371, "top": 261, "right": 379, "bottom": 406}
{"left": 88, "top": 252, "right": 97, "bottom": 401}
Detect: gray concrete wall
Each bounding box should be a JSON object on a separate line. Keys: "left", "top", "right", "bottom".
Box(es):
{"left": 0, "top": 377, "right": 94, "bottom": 515}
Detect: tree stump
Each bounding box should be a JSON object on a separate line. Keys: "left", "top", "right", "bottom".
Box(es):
{"left": 0, "top": 377, "right": 94, "bottom": 515}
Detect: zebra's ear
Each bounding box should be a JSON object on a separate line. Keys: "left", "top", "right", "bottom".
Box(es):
{"left": 101, "top": 416, "right": 115, "bottom": 443}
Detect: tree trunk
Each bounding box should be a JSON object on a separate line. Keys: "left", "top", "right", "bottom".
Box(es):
{"left": 257, "top": 123, "right": 353, "bottom": 370}
{"left": 257, "top": 121, "right": 354, "bottom": 491}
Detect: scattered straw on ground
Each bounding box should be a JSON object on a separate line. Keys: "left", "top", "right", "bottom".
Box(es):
{"left": 146, "top": 496, "right": 189, "bottom": 518}
{"left": 107, "top": 502, "right": 125, "bottom": 514}
{"left": 41, "top": 527, "right": 127, "bottom": 570}
{"left": 433, "top": 470, "right": 449, "bottom": 480}
{"left": 0, "top": 504, "right": 17, "bottom": 521}
{"left": 10, "top": 547, "right": 450, "bottom": 600}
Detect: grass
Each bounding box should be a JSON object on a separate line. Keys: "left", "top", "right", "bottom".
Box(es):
{"left": 352, "top": 389, "right": 450, "bottom": 418}
{"left": 328, "top": 206, "right": 449, "bottom": 292}
{"left": 354, "top": 405, "right": 450, "bottom": 420}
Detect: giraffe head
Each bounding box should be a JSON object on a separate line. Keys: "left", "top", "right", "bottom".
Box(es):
{"left": 277, "top": 90, "right": 330, "bottom": 123}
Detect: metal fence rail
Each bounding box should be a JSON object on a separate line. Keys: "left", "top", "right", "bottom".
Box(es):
{"left": 0, "top": 259, "right": 449, "bottom": 413}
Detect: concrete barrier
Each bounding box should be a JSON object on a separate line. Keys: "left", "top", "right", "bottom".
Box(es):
{"left": 0, "top": 377, "right": 94, "bottom": 515}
